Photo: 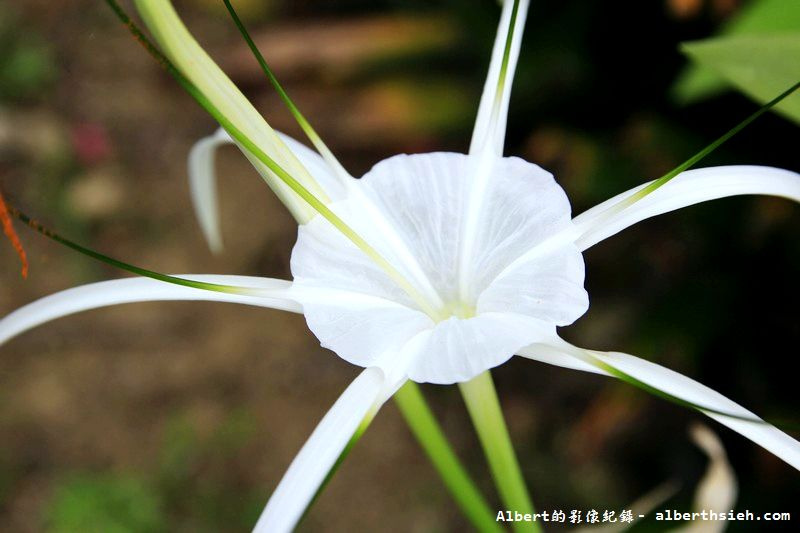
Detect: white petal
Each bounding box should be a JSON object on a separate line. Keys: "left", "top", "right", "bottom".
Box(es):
{"left": 188, "top": 128, "right": 232, "bottom": 253}
{"left": 289, "top": 286, "right": 434, "bottom": 370}
{"left": 297, "top": 153, "right": 577, "bottom": 305}
{"left": 523, "top": 340, "right": 800, "bottom": 471}
{"left": 573, "top": 165, "right": 800, "bottom": 250}
{"left": 294, "top": 282, "right": 560, "bottom": 384}
{"left": 517, "top": 343, "right": 607, "bottom": 375}
{"left": 188, "top": 129, "right": 346, "bottom": 253}
{"left": 0, "top": 275, "right": 299, "bottom": 346}
{"left": 253, "top": 367, "right": 386, "bottom": 533}
{"left": 459, "top": 0, "right": 531, "bottom": 292}
{"left": 406, "top": 313, "right": 556, "bottom": 385}
{"left": 470, "top": 0, "right": 530, "bottom": 156}
{"left": 275, "top": 132, "right": 347, "bottom": 202}
{"left": 478, "top": 245, "right": 588, "bottom": 327}
{"left": 291, "top": 153, "right": 586, "bottom": 384}
{"left": 686, "top": 424, "right": 737, "bottom": 530}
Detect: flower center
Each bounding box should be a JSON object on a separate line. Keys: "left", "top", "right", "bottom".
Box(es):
{"left": 441, "top": 300, "right": 477, "bottom": 320}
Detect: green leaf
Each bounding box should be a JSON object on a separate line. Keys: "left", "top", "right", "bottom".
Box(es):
{"left": 673, "top": 0, "right": 800, "bottom": 103}
{"left": 680, "top": 34, "right": 800, "bottom": 124}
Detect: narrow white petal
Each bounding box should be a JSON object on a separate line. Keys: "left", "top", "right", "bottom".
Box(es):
{"left": 469, "top": 0, "right": 530, "bottom": 156}
{"left": 522, "top": 339, "right": 800, "bottom": 470}
{"left": 573, "top": 165, "right": 800, "bottom": 250}
{"left": 188, "top": 128, "right": 232, "bottom": 253}
{"left": 188, "top": 128, "right": 346, "bottom": 254}
{"left": 517, "top": 343, "right": 607, "bottom": 375}
{"left": 253, "top": 367, "right": 386, "bottom": 533}
{"left": 459, "top": 0, "right": 530, "bottom": 299}
{"left": 683, "top": 424, "right": 737, "bottom": 533}
{"left": 0, "top": 275, "right": 299, "bottom": 346}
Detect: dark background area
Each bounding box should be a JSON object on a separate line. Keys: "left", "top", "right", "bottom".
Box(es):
{"left": 1, "top": 0, "right": 797, "bottom": 530}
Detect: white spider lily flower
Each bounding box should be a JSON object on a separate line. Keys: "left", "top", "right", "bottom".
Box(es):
{"left": 2, "top": 0, "right": 800, "bottom": 531}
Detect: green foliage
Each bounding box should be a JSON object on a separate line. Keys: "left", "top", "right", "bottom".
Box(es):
{"left": 680, "top": 34, "right": 800, "bottom": 124}
{"left": 46, "top": 474, "right": 165, "bottom": 533}
{"left": 673, "top": 0, "right": 800, "bottom": 105}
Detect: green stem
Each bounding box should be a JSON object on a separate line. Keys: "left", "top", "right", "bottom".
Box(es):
{"left": 394, "top": 382, "right": 503, "bottom": 533}
{"left": 459, "top": 371, "right": 539, "bottom": 533}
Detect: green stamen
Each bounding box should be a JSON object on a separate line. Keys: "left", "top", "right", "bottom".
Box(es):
{"left": 582, "top": 352, "right": 778, "bottom": 425}
{"left": 7, "top": 203, "right": 254, "bottom": 295}
{"left": 222, "top": 0, "right": 351, "bottom": 181}
{"left": 606, "top": 80, "right": 800, "bottom": 217}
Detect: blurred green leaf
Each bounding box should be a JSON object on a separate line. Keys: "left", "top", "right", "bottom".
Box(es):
{"left": 0, "top": 41, "right": 54, "bottom": 99}
{"left": 673, "top": 0, "right": 800, "bottom": 104}
{"left": 158, "top": 417, "right": 199, "bottom": 484}
{"left": 680, "top": 34, "right": 800, "bottom": 124}
{"left": 46, "top": 474, "right": 165, "bottom": 533}
{"left": 0, "top": 4, "right": 56, "bottom": 101}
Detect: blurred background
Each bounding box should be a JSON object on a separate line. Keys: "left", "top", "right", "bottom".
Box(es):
{"left": 1, "top": 0, "right": 798, "bottom": 531}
